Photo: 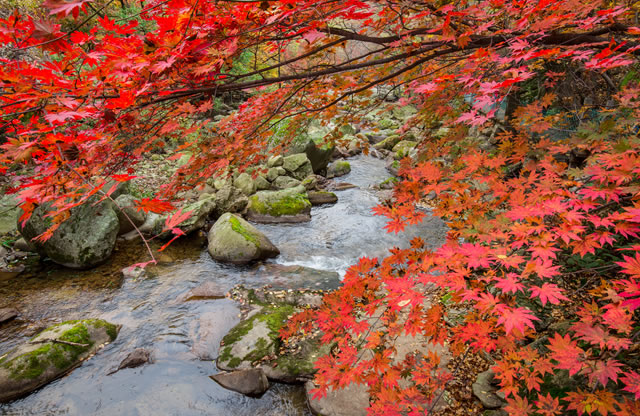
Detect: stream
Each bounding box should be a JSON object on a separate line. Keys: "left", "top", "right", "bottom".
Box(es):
{"left": 0, "top": 155, "right": 447, "bottom": 416}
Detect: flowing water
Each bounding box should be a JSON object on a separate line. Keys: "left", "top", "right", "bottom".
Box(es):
{"left": 0, "top": 156, "right": 447, "bottom": 416}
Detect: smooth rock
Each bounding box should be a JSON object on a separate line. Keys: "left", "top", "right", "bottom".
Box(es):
{"left": 267, "top": 155, "right": 283, "bottom": 168}
{"left": 12, "top": 237, "right": 35, "bottom": 253}
{"left": 207, "top": 213, "right": 279, "bottom": 264}
{"left": 305, "top": 381, "right": 369, "bottom": 416}
{"left": 117, "top": 348, "right": 151, "bottom": 371}
{"left": 246, "top": 186, "right": 311, "bottom": 223}
{"left": 180, "top": 281, "right": 226, "bottom": 301}
{"left": 328, "top": 182, "right": 357, "bottom": 191}
{"left": 0, "top": 264, "right": 24, "bottom": 281}
{"left": 0, "top": 319, "right": 119, "bottom": 403}
{"left": 210, "top": 368, "right": 269, "bottom": 397}
{"left": 18, "top": 201, "right": 119, "bottom": 269}
{"left": 0, "top": 194, "right": 19, "bottom": 236}
{"left": 326, "top": 160, "right": 351, "bottom": 179}
{"left": 233, "top": 172, "right": 256, "bottom": 196}
{"left": 308, "top": 191, "right": 338, "bottom": 205}
{"left": 282, "top": 154, "right": 314, "bottom": 180}
{"left": 272, "top": 176, "right": 301, "bottom": 190}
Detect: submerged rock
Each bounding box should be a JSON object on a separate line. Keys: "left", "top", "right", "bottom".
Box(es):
{"left": 308, "top": 191, "right": 338, "bottom": 206}
{"left": 0, "top": 319, "right": 119, "bottom": 403}
{"left": 326, "top": 160, "right": 351, "bottom": 179}
{"left": 207, "top": 213, "right": 279, "bottom": 264}
{"left": 210, "top": 368, "right": 269, "bottom": 397}
{"left": 0, "top": 307, "right": 19, "bottom": 324}
{"left": 116, "top": 348, "right": 151, "bottom": 371}
{"left": 246, "top": 186, "right": 311, "bottom": 223}
{"left": 19, "top": 201, "right": 119, "bottom": 269}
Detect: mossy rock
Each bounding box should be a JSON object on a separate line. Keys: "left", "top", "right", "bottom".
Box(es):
{"left": 272, "top": 176, "right": 301, "bottom": 190}
{"left": 282, "top": 154, "right": 314, "bottom": 180}
{"left": 308, "top": 191, "right": 338, "bottom": 206}
{"left": 392, "top": 140, "right": 417, "bottom": 160}
{"left": 207, "top": 213, "right": 279, "bottom": 264}
{"left": 246, "top": 186, "right": 311, "bottom": 223}
{"left": 19, "top": 200, "right": 119, "bottom": 269}
{"left": 373, "top": 134, "right": 401, "bottom": 150}
{"left": 378, "top": 118, "right": 399, "bottom": 130}
{"left": 266, "top": 166, "right": 286, "bottom": 182}
{"left": 213, "top": 185, "right": 249, "bottom": 217}
{"left": 326, "top": 160, "right": 351, "bottom": 179}
{"left": 233, "top": 172, "right": 256, "bottom": 196}
{"left": 0, "top": 319, "right": 118, "bottom": 403}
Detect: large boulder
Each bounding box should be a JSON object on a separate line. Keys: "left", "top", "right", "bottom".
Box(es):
{"left": 19, "top": 201, "right": 119, "bottom": 269}
{"left": 0, "top": 194, "right": 19, "bottom": 236}
{"left": 326, "top": 160, "right": 351, "bottom": 179}
{"left": 207, "top": 213, "right": 279, "bottom": 264}
{"left": 246, "top": 186, "right": 311, "bottom": 223}
{"left": 113, "top": 194, "right": 146, "bottom": 235}
{"left": 282, "top": 154, "right": 314, "bottom": 180}
{"left": 0, "top": 319, "right": 119, "bottom": 403}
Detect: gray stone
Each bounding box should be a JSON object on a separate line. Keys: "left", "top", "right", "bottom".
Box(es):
{"left": 0, "top": 307, "right": 18, "bottom": 324}
{"left": 19, "top": 201, "right": 119, "bottom": 269}
{"left": 308, "top": 191, "right": 338, "bottom": 206}
{"left": 176, "top": 195, "right": 217, "bottom": 235}
{"left": 117, "top": 348, "right": 151, "bottom": 371}
{"left": 266, "top": 166, "right": 286, "bottom": 182}
{"left": 392, "top": 105, "right": 417, "bottom": 120}
{"left": 0, "top": 264, "right": 25, "bottom": 281}
{"left": 392, "top": 140, "right": 417, "bottom": 160}
{"left": 267, "top": 155, "right": 283, "bottom": 168}
{"left": 138, "top": 212, "right": 166, "bottom": 236}
{"left": 114, "top": 194, "right": 146, "bottom": 235}
{"left": 213, "top": 185, "right": 249, "bottom": 216}
{"left": 207, "top": 213, "right": 279, "bottom": 264}
{"left": 373, "top": 134, "right": 401, "bottom": 150}
{"left": 472, "top": 370, "right": 506, "bottom": 409}
{"left": 290, "top": 139, "right": 335, "bottom": 173}
{"left": 13, "top": 237, "right": 35, "bottom": 252}
{"left": 326, "top": 160, "right": 351, "bottom": 179}
{"left": 180, "top": 281, "right": 226, "bottom": 301}
{"left": 305, "top": 381, "right": 369, "bottom": 416}
{"left": 328, "top": 182, "right": 357, "bottom": 191}
{"left": 233, "top": 172, "right": 256, "bottom": 196}
{"left": 282, "top": 154, "right": 313, "bottom": 180}
{"left": 254, "top": 175, "right": 271, "bottom": 191}
{"left": 246, "top": 186, "right": 311, "bottom": 223}
{"left": 0, "top": 194, "right": 19, "bottom": 236}
{"left": 300, "top": 175, "right": 318, "bottom": 191}
{"left": 272, "top": 176, "right": 301, "bottom": 190}
{"left": 0, "top": 319, "right": 119, "bottom": 403}
{"left": 210, "top": 368, "right": 269, "bottom": 397}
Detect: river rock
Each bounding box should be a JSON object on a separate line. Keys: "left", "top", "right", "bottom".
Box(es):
{"left": 326, "top": 160, "right": 351, "bottom": 179}
{"left": 176, "top": 195, "right": 217, "bottom": 234}
{"left": 213, "top": 185, "right": 248, "bottom": 217}
{"left": 0, "top": 307, "right": 18, "bottom": 324}
{"left": 114, "top": 194, "right": 146, "bottom": 235}
{"left": 272, "top": 176, "right": 301, "bottom": 190}
{"left": 207, "top": 213, "right": 279, "bottom": 264}
{"left": 328, "top": 182, "right": 357, "bottom": 191}
{"left": 0, "top": 194, "right": 19, "bottom": 236}
{"left": 282, "top": 154, "right": 313, "bottom": 180}
{"left": 13, "top": 237, "right": 35, "bottom": 252}
{"left": 117, "top": 348, "right": 151, "bottom": 371}
{"left": 19, "top": 201, "right": 119, "bottom": 269}
{"left": 210, "top": 368, "right": 269, "bottom": 397}
{"left": 300, "top": 175, "right": 318, "bottom": 191}
{"left": 305, "top": 381, "right": 369, "bottom": 416}
{"left": 246, "top": 186, "right": 311, "bottom": 223}
{"left": 254, "top": 175, "right": 271, "bottom": 191}
{"left": 308, "top": 191, "right": 338, "bottom": 206}
{"left": 393, "top": 140, "right": 417, "bottom": 159}
{"left": 180, "top": 281, "right": 226, "bottom": 302}
{"left": 290, "top": 139, "right": 335, "bottom": 173}
{"left": 267, "top": 155, "right": 283, "bottom": 168}
{"left": 373, "top": 134, "right": 401, "bottom": 150}
{"left": 233, "top": 172, "right": 256, "bottom": 196}
{"left": 0, "top": 319, "right": 119, "bottom": 403}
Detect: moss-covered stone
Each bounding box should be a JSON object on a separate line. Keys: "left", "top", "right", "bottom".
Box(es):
{"left": 207, "top": 213, "right": 279, "bottom": 264}
{"left": 326, "top": 160, "right": 351, "bottom": 179}
{"left": 246, "top": 186, "right": 311, "bottom": 223}
{"left": 0, "top": 319, "right": 118, "bottom": 403}
{"left": 373, "top": 134, "right": 401, "bottom": 150}
{"left": 393, "top": 140, "right": 417, "bottom": 160}
{"left": 282, "top": 154, "right": 314, "bottom": 180}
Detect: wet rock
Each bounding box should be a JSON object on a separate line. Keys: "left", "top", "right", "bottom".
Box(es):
{"left": 246, "top": 186, "right": 311, "bottom": 223}
{"left": 117, "top": 348, "right": 151, "bottom": 371}
{"left": 181, "top": 281, "right": 226, "bottom": 301}
{"left": 0, "top": 263, "right": 24, "bottom": 281}
{"left": 326, "top": 160, "right": 351, "bottom": 179}
{"left": 248, "top": 264, "right": 341, "bottom": 291}
{"left": 18, "top": 201, "right": 119, "bottom": 269}
{"left": 210, "top": 368, "right": 269, "bottom": 397}
{"left": 305, "top": 381, "right": 369, "bottom": 416}
{"left": 328, "top": 182, "right": 357, "bottom": 191}
{"left": 282, "top": 154, "right": 314, "bottom": 180}
{"left": 191, "top": 306, "right": 240, "bottom": 360}
{"left": 272, "top": 176, "right": 301, "bottom": 190}
{"left": 113, "top": 194, "right": 146, "bottom": 235}
{"left": 0, "top": 307, "right": 18, "bottom": 324}
{"left": 0, "top": 319, "right": 119, "bottom": 403}
{"left": 233, "top": 172, "right": 256, "bottom": 196}
{"left": 121, "top": 265, "right": 145, "bottom": 279}
{"left": 207, "top": 213, "right": 279, "bottom": 264}
{"left": 138, "top": 212, "right": 165, "bottom": 236}
{"left": 472, "top": 370, "right": 506, "bottom": 409}
{"left": 308, "top": 191, "right": 338, "bottom": 206}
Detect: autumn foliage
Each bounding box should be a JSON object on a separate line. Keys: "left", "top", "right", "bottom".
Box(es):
{"left": 1, "top": 0, "right": 640, "bottom": 415}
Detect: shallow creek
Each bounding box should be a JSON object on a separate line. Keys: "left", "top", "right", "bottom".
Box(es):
{"left": 0, "top": 156, "right": 447, "bottom": 416}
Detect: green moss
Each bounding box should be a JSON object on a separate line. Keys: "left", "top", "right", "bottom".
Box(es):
{"left": 229, "top": 216, "right": 259, "bottom": 247}
{"left": 249, "top": 193, "right": 310, "bottom": 217}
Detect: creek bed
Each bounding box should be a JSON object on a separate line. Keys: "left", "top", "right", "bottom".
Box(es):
{"left": 0, "top": 156, "right": 447, "bottom": 415}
